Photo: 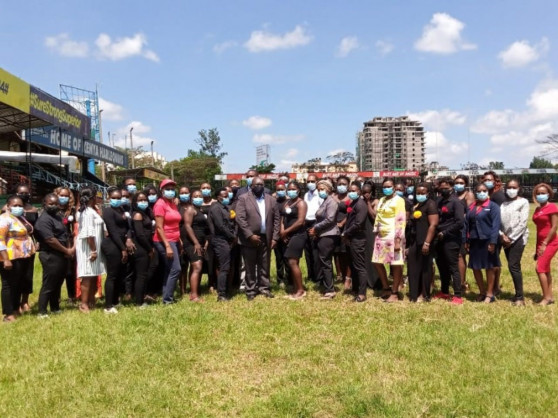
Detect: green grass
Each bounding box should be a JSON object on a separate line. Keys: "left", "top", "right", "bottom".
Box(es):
{"left": 0, "top": 204, "right": 556, "bottom": 417}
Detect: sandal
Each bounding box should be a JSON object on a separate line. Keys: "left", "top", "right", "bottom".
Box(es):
{"left": 189, "top": 296, "right": 204, "bottom": 303}
{"left": 539, "top": 298, "right": 555, "bottom": 306}
{"left": 483, "top": 295, "right": 496, "bottom": 304}
{"left": 384, "top": 292, "right": 400, "bottom": 303}
{"left": 476, "top": 294, "right": 486, "bottom": 302}
{"left": 353, "top": 295, "right": 367, "bottom": 303}
{"left": 320, "top": 292, "right": 336, "bottom": 300}
{"left": 381, "top": 288, "right": 392, "bottom": 299}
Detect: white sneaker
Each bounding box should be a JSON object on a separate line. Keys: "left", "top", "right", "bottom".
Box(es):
{"left": 104, "top": 307, "right": 118, "bottom": 314}
{"left": 37, "top": 314, "right": 49, "bottom": 319}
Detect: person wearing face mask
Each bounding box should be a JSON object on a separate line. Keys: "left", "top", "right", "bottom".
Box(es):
{"left": 142, "top": 185, "right": 161, "bottom": 299}
{"left": 123, "top": 177, "right": 138, "bottom": 197}
{"left": 407, "top": 184, "right": 439, "bottom": 302}
{"left": 183, "top": 190, "right": 209, "bottom": 302}
{"left": 405, "top": 178, "right": 416, "bottom": 204}
{"left": 532, "top": 183, "right": 558, "bottom": 305}
{"left": 373, "top": 178, "right": 407, "bottom": 302}
{"left": 280, "top": 181, "right": 308, "bottom": 300}
{"left": 499, "top": 179, "right": 529, "bottom": 306}
{"left": 273, "top": 181, "right": 290, "bottom": 288}
{"left": 453, "top": 175, "right": 475, "bottom": 292}
{"left": 199, "top": 182, "right": 218, "bottom": 292}
{"left": 333, "top": 175, "right": 352, "bottom": 290}
{"left": 54, "top": 187, "right": 78, "bottom": 304}
{"left": 0, "top": 195, "right": 36, "bottom": 322}
{"left": 131, "top": 192, "right": 158, "bottom": 307}
{"left": 177, "top": 186, "right": 192, "bottom": 295}
{"left": 145, "top": 185, "right": 159, "bottom": 208}
{"left": 119, "top": 187, "right": 136, "bottom": 302}
{"left": 35, "top": 194, "right": 74, "bottom": 317}
{"left": 464, "top": 183, "right": 501, "bottom": 303}
{"left": 308, "top": 180, "right": 339, "bottom": 299}
{"left": 208, "top": 188, "right": 236, "bottom": 301}
{"left": 228, "top": 179, "right": 241, "bottom": 208}
{"left": 303, "top": 174, "right": 322, "bottom": 284}
{"left": 235, "top": 176, "right": 280, "bottom": 301}
{"left": 153, "top": 179, "right": 182, "bottom": 305}
{"left": 361, "top": 181, "right": 380, "bottom": 291}
{"left": 433, "top": 178, "right": 465, "bottom": 304}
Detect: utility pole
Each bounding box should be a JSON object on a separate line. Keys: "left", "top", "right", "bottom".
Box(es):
{"left": 129, "top": 127, "right": 135, "bottom": 169}
{"left": 151, "top": 140, "right": 155, "bottom": 167}
{"left": 99, "top": 109, "right": 106, "bottom": 182}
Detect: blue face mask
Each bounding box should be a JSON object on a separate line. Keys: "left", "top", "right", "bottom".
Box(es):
{"left": 416, "top": 194, "right": 427, "bottom": 203}
{"left": 484, "top": 181, "right": 494, "bottom": 190}
{"left": 318, "top": 190, "right": 328, "bottom": 199}
{"left": 476, "top": 191, "right": 489, "bottom": 201}
{"left": 201, "top": 189, "right": 211, "bottom": 197}
{"left": 383, "top": 187, "right": 394, "bottom": 196}
{"left": 148, "top": 195, "right": 157, "bottom": 203}
{"left": 348, "top": 191, "right": 359, "bottom": 201}
{"left": 127, "top": 185, "right": 137, "bottom": 194}
{"left": 395, "top": 190, "right": 404, "bottom": 197}
{"left": 276, "top": 190, "right": 286, "bottom": 198}
{"left": 307, "top": 182, "right": 316, "bottom": 192}
{"left": 536, "top": 194, "right": 549, "bottom": 204}
{"left": 58, "top": 196, "right": 69, "bottom": 205}
{"left": 406, "top": 186, "right": 414, "bottom": 194}
{"left": 337, "top": 185, "right": 347, "bottom": 194}
{"left": 163, "top": 190, "right": 176, "bottom": 199}
{"left": 221, "top": 198, "right": 230, "bottom": 206}
{"left": 179, "top": 194, "right": 190, "bottom": 203}
{"left": 121, "top": 197, "right": 130, "bottom": 205}
{"left": 287, "top": 190, "right": 298, "bottom": 199}
{"left": 246, "top": 177, "right": 253, "bottom": 187}
{"left": 228, "top": 192, "right": 233, "bottom": 200}
{"left": 454, "top": 184, "right": 465, "bottom": 193}
{"left": 10, "top": 206, "right": 24, "bottom": 217}
{"left": 110, "top": 199, "right": 122, "bottom": 208}
{"left": 137, "top": 202, "right": 149, "bottom": 211}
{"left": 192, "top": 197, "right": 203, "bottom": 207}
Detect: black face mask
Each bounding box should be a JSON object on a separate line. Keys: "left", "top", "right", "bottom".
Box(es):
{"left": 252, "top": 185, "right": 264, "bottom": 197}
{"left": 45, "top": 205, "right": 59, "bottom": 215}
{"left": 440, "top": 189, "right": 451, "bottom": 198}
{"left": 17, "top": 193, "right": 30, "bottom": 203}
{"left": 231, "top": 186, "right": 239, "bottom": 194}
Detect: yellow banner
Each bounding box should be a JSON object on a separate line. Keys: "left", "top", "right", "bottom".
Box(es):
{"left": 0, "top": 67, "right": 30, "bottom": 113}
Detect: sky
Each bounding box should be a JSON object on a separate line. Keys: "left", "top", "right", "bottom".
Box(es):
{"left": 2, "top": 0, "right": 557, "bottom": 172}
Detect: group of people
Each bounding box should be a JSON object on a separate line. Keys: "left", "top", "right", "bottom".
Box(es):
{"left": 0, "top": 169, "right": 556, "bottom": 322}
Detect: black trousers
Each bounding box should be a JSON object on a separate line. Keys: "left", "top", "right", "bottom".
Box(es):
{"left": 304, "top": 221, "right": 319, "bottom": 282}
{"left": 1, "top": 258, "right": 32, "bottom": 316}
{"left": 435, "top": 239, "right": 461, "bottom": 297}
{"left": 65, "top": 258, "right": 77, "bottom": 300}
{"left": 133, "top": 245, "right": 158, "bottom": 305}
{"left": 365, "top": 229, "right": 379, "bottom": 289}
{"left": 241, "top": 237, "right": 271, "bottom": 297}
{"left": 274, "top": 239, "right": 290, "bottom": 285}
{"left": 21, "top": 253, "right": 35, "bottom": 294}
{"left": 206, "top": 240, "right": 217, "bottom": 289}
{"left": 504, "top": 238, "right": 525, "bottom": 300}
{"left": 123, "top": 258, "right": 135, "bottom": 296}
{"left": 407, "top": 243, "right": 434, "bottom": 301}
{"left": 348, "top": 237, "right": 368, "bottom": 296}
{"left": 316, "top": 236, "right": 337, "bottom": 293}
{"left": 101, "top": 239, "right": 127, "bottom": 308}
{"left": 38, "top": 251, "right": 68, "bottom": 314}
{"left": 213, "top": 237, "right": 232, "bottom": 297}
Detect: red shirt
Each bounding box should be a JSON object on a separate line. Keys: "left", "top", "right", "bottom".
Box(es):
{"left": 533, "top": 202, "right": 558, "bottom": 245}
{"left": 153, "top": 198, "right": 182, "bottom": 242}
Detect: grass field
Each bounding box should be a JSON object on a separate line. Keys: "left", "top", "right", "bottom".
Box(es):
{"left": 0, "top": 205, "right": 556, "bottom": 417}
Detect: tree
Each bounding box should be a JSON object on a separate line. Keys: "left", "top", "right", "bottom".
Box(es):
{"left": 303, "top": 158, "right": 322, "bottom": 173}
{"left": 488, "top": 161, "right": 504, "bottom": 170}
{"left": 529, "top": 156, "right": 554, "bottom": 169}
{"left": 165, "top": 154, "right": 222, "bottom": 188}
{"left": 327, "top": 151, "right": 355, "bottom": 171}
{"left": 537, "top": 133, "right": 558, "bottom": 159}
{"left": 250, "top": 162, "right": 276, "bottom": 173}
{"left": 194, "top": 128, "right": 227, "bottom": 164}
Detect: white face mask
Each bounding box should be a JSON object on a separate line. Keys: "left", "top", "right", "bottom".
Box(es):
{"left": 506, "top": 189, "right": 518, "bottom": 199}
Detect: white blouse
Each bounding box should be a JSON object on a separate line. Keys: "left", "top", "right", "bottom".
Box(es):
{"left": 499, "top": 197, "right": 529, "bottom": 245}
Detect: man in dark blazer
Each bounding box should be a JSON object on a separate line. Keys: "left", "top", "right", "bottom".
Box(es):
{"left": 235, "top": 176, "right": 280, "bottom": 300}
{"left": 236, "top": 169, "right": 271, "bottom": 198}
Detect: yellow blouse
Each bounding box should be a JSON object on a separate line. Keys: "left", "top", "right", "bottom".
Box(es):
{"left": 0, "top": 212, "right": 36, "bottom": 260}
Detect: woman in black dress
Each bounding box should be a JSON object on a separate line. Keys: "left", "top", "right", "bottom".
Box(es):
{"left": 333, "top": 175, "right": 352, "bottom": 290}
{"left": 183, "top": 190, "right": 209, "bottom": 302}
{"left": 178, "top": 186, "right": 191, "bottom": 294}
{"left": 407, "top": 183, "right": 439, "bottom": 302}
{"left": 54, "top": 187, "right": 77, "bottom": 304}
{"left": 132, "top": 192, "right": 158, "bottom": 307}
{"left": 280, "top": 181, "right": 308, "bottom": 300}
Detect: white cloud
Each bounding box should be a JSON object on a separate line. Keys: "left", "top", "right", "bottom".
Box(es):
{"left": 95, "top": 33, "right": 159, "bottom": 62}
{"left": 244, "top": 25, "right": 312, "bottom": 53}
{"left": 414, "top": 13, "right": 476, "bottom": 54}
{"left": 99, "top": 98, "right": 124, "bottom": 121}
{"left": 407, "top": 109, "right": 466, "bottom": 131}
{"left": 252, "top": 134, "right": 304, "bottom": 145}
{"left": 213, "top": 40, "right": 238, "bottom": 54}
{"left": 498, "top": 38, "right": 549, "bottom": 68}
{"left": 277, "top": 160, "right": 297, "bottom": 171}
{"left": 424, "top": 131, "right": 468, "bottom": 164}
{"left": 242, "top": 116, "right": 272, "bottom": 130}
{"left": 327, "top": 148, "right": 346, "bottom": 156}
{"left": 45, "top": 33, "right": 89, "bottom": 57}
{"left": 286, "top": 148, "right": 299, "bottom": 158}
{"left": 336, "top": 36, "right": 359, "bottom": 58}
{"left": 115, "top": 121, "right": 154, "bottom": 148}
{"left": 375, "top": 40, "right": 394, "bottom": 55}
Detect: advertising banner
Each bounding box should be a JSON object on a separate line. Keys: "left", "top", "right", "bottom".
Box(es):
{"left": 0, "top": 67, "right": 30, "bottom": 113}
{"left": 27, "top": 126, "right": 128, "bottom": 167}
{"left": 29, "top": 86, "right": 90, "bottom": 137}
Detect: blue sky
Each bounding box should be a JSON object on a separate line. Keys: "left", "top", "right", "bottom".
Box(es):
{"left": 2, "top": 0, "right": 556, "bottom": 172}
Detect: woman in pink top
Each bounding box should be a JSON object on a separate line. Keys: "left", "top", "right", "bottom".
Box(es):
{"left": 153, "top": 179, "right": 183, "bottom": 304}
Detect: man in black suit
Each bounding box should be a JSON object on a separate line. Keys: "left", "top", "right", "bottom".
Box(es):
{"left": 237, "top": 169, "right": 271, "bottom": 198}
{"left": 235, "top": 177, "right": 280, "bottom": 300}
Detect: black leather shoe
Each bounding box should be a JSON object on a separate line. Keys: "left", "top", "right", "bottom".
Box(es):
{"left": 259, "top": 290, "right": 275, "bottom": 299}
{"left": 246, "top": 294, "right": 256, "bottom": 301}
{"left": 217, "top": 296, "right": 230, "bottom": 302}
